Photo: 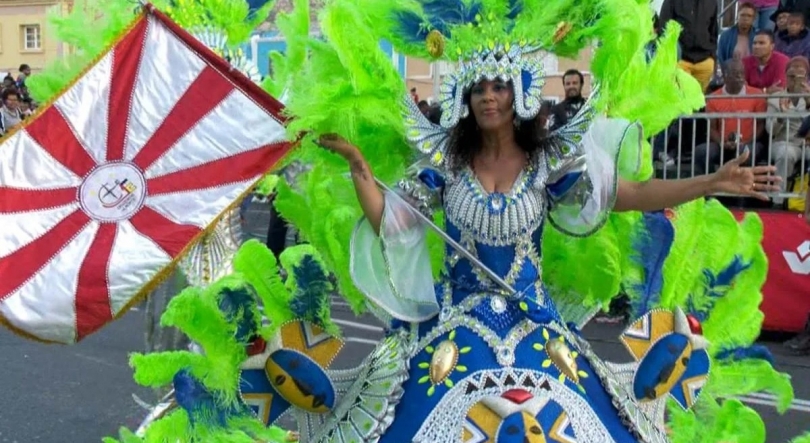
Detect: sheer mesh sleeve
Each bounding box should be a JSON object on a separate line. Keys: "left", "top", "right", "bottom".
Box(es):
{"left": 349, "top": 165, "right": 445, "bottom": 322}
{"left": 545, "top": 117, "right": 642, "bottom": 237}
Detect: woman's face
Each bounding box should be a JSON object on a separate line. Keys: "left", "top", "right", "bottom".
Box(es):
{"left": 469, "top": 80, "right": 515, "bottom": 132}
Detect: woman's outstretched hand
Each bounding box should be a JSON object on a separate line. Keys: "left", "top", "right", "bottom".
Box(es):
{"left": 317, "top": 133, "right": 362, "bottom": 162}
{"left": 316, "top": 133, "right": 384, "bottom": 232}
{"left": 710, "top": 150, "right": 781, "bottom": 201}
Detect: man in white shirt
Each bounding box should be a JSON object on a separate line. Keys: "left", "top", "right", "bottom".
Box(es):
{"left": 767, "top": 56, "right": 810, "bottom": 203}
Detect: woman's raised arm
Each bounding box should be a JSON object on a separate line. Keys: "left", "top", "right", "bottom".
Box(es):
{"left": 318, "top": 134, "right": 385, "bottom": 234}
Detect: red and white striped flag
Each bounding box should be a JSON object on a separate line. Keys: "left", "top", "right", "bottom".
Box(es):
{"left": 0, "top": 6, "right": 292, "bottom": 344}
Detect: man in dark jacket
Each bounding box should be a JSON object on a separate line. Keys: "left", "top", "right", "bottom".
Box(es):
{"left": 549, "top": 69, "right": 586, "bottom": 131}
{"left": 660, "top": 0, "right": 719, "bottom": 91}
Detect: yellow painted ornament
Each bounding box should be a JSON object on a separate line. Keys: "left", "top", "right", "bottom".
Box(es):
{"left": 426, "top": 30, "right": 445, "bottom": 58}
{"left": 429, "top": 339, "right": 459, "bottom": 384}
{"left": 545, "top": 339, "right": 579, "bottom": 383}
{"left": 553, "top": 22, "right": 573, "bottom": 43}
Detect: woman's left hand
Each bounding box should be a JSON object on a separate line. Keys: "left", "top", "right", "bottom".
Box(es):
{"left": 710, "top": 150, "right": 781, "bottom": 201}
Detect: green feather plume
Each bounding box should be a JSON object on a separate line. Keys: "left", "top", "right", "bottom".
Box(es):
{"left": 792, "top": 432, "right": 810, "bottom": 443}
{"left": 27, "top": 0, "right": 138, "bottom": 103}
{"left": 261, "top": 0, "right": 311, "bottom": 96}
{"left": 155, "top": 0, "right": 275, "bottom": 45}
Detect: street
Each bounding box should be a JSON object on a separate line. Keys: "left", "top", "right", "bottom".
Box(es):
{"left": 0, "top": 202, "right": 807, "bottom": 442}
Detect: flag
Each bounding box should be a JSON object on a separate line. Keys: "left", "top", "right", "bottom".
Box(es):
{"left": 0, "top": 6, "right": 292, "bottom": 344}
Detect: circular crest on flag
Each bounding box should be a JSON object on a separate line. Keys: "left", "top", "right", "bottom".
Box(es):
{"left": 79, "top": 162, "right": 148, "bottom": 222}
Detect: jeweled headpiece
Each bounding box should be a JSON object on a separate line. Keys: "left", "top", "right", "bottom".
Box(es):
{"left": 438, "top": 42, "right": 546, "bottom": 127}
{"left": 380, "top": 0, "right": 580, "bottom": 166}
{"left": 385, "top": 0, "right": 577, "bottom": 128}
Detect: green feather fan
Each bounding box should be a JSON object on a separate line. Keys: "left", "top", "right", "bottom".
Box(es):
{"left": 104, "top": 240, "right": 341, "bottom": 441}
{"left": 792, "top": 432, "right": 810, "bottom": 443}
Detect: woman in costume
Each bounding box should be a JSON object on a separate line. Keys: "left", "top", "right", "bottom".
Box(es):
{"left": 262, "top": 0, "right": 796, "bottom": 440}
{"left": 314, "top": 70, "right": 777, "bottom": 443}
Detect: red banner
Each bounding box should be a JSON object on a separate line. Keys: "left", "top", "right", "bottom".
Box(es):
{"left": 733, "top": 210, "right": 810, "bottom": 332}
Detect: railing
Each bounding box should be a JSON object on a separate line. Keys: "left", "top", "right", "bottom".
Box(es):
{"left": 654, "top": 94, "right": 809, "bottom": 202}
{"left": 718, "top": 0, "right": 739, "bottom": 30}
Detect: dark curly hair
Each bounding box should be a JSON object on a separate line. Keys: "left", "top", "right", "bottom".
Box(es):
{"left": 445, "top": 91, "right": 548, "bottom": 170}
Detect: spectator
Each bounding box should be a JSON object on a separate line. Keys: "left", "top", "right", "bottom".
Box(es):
{"left": 660, "top": 0, "right": 718, "bottom": 92}
{"left": 744, "top": 30, "right": 791, "bottom": 90}
{"left": 785, "top": 189, "right": 810, "bottom": 353}
{"left": 772, "top": 6, "right": 791, "bottom": 32}
{"left": 775, "top": 12, "right": 810, "bottom": 57}
{"left": 646, "top": 14, "right": 682, "bottom": 61}
{"left": 694, "top": 60, "right": 767, "bottom": 176}
{"left": 426, "top": 104, "right": 442, "bottom": 125}
{"left": 783, "top": 0, "right": 810, "bottom": 24}
{"left": 0, "top": 89, "right": 23, "bottom": 134}
{"left": 19, "top": 98, "right": 33, "bottom": 118}
{"left": 785, "top": 309, "right": 810, "bottom": 354}
{"left": 2, "top": 75, "right": 13, "bottom": 91}
{"left": 16, "top": 64, "right": 30, "bottom": 91}
{"left": 751, "top": 0, "right": 780, "bottom": 30}
{"left": 718, "top": 3, "right": 757, "bottom": 67}
{"left": 768, "top": 56, "right": 810, "bottom": 204}
{"left": 410, "top": 87, "right": 419, "bottom": 103}
{"left": 549, "top": 69, "right": 586, "bottom": 130}
{"left": 417, "top": 100, "right": 430, "bottom": 117}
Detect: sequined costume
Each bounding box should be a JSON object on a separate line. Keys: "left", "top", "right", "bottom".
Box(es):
{"left": 218, "top": 0, "right": 785, "bottom": 440}
{"left": 317, "top": 95, "right": 675, "bottom": 442}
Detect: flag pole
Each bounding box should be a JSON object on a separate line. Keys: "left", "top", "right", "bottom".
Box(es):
{"left": 373, "top": 177, "right": 517, "bottom": 296}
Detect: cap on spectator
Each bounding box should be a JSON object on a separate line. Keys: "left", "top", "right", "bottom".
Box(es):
{"left": 788, "top": 56, "right": 810, "bottom": 73}
{"left": 770, "top": 6, "right": 790, "bottom": 22}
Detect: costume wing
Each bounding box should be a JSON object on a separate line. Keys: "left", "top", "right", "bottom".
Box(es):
{"left": 403, "top": 97, "right": 452, "bottom": 168}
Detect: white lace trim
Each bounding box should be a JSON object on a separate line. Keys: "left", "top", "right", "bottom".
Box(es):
{"left": 412, "top": 368, "right": 615, "bottom": 443}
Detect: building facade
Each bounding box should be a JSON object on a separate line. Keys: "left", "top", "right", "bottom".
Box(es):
{"left": 0, "top": 0, "right": 71, "bottom": 77}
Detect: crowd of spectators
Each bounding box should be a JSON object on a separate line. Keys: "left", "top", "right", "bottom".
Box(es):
{"left": 0, "top": 64, "right": 36, "bottom": 137}
{"left": 657, "top": 0, "right": 810, "bottom": 211}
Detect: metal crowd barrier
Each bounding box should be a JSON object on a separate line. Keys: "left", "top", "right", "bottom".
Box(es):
{"left": 653, "top": 94, "right": 809, "bottom": 202}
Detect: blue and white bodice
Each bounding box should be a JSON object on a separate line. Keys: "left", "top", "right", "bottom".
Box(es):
{"left": 350, "top": 116, "right": 637, "bottom": 332}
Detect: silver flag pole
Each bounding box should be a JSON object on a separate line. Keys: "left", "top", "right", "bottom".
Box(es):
{"left": 373, "top": 177, "right": 516, "bottom": 296}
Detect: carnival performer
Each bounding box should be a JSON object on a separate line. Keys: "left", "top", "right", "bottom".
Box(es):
{"left": 314, "top": 87, "right": 778, "bottom": 443}
{"left": 269, "top": 0, "right": 785, "bottom": 441}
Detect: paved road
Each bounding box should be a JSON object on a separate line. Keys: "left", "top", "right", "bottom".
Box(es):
{"left": 0, "top": 202, "right": 807, "bottom": 442}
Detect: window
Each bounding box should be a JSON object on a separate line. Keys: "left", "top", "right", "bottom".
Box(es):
{"left": 21, "top": 25, "right": 41, "bottom": 51}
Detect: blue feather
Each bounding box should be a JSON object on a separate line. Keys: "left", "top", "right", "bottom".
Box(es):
{"left": 687, "top": 256, "right": 752, "bottom": 322}
{"left": 173, "top": 369, "right": 244, "bottom": 426}
{"left": 288, "top": 255, "right": 333, "bottom": 324}
{"left": 506, "top": 0, "right": 523, "bottom": 20}
{"left": 217, "top": 286, "right": 260, "bottom": 344}
{"left": 628, "top": 211, "right": 675, "bottom": 317}
{"left": 245, "top": 0, "right": 272, "bottom": 16}
{"left": 394, "top": 0, "right": 484, "bottom": 44}
{"left": 716, "top": 345, "right": 775, "bottom": 365}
